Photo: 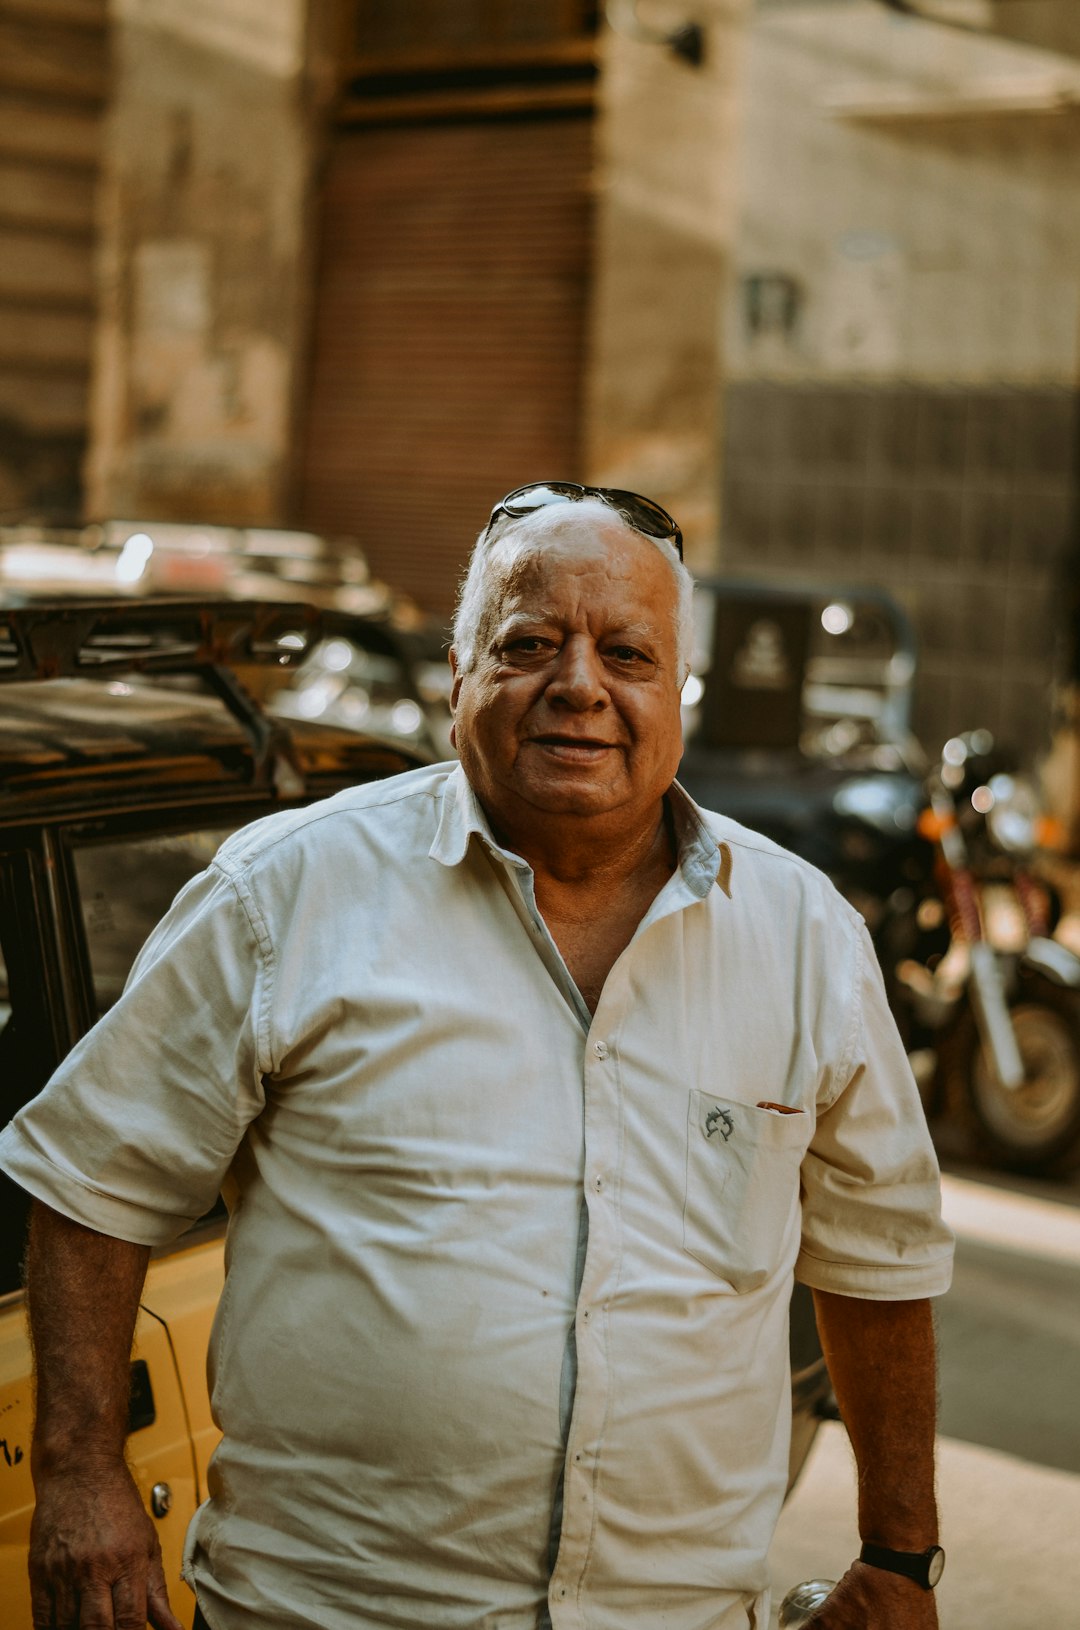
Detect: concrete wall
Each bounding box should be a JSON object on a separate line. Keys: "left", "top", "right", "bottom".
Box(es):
{"left": 585, "top": 0, "right": 752, "bottom": 574}
{"left": 86, "top": 0, "right": 339, "bottom": 523}
{"left": 993, "top": 0, "right": 1080, "bottom": 61}
{"left": 717, "top": 0, "right": 1080, "bottom": 759}
{"left": 725, "top": 1, "right": 1080, "bottom": 388}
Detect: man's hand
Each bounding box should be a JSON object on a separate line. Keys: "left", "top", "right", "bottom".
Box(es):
{"left": 802, "top": 1560, "right": 938, "bottom": 1628}
{"left": 29, "top": 1460, "right": 183, "bottom": 1630}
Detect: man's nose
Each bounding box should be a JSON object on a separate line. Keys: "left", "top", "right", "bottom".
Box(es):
{"left": 547, "top": 638, "right": 608, "bottom": 708}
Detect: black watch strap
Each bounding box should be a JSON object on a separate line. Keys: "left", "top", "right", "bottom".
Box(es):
{"left": 860, "top": 1542, "right": 945, "bottom": 1590}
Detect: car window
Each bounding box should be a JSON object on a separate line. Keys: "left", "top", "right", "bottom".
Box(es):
{"left": 683, "top": 586, "right": 916, "bottom": 761}
{"left": 71, "top": 828, "right": 234, "bottom": 1015}
{"left": 268, "top": 637, "right": 427, "bottom": 742}
{"left": 0, "top": 856, "right": 55, "bottom": 1124}
{"left": 0, "top": 858, "right": 63, "bottom": 1295}
{"left": 0, "top": 827, "right": 241, "bottom": 1296}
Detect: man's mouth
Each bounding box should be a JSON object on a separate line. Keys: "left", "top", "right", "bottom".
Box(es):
{"left": 529, "top": 734, "right": 617, "bottom": 760}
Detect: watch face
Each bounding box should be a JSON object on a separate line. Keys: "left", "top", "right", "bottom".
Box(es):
{"left": 927, "top": 1547, "right": 946, "bottom": 1588}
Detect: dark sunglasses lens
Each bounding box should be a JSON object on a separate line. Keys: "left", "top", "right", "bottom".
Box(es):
{"left": 609, "top": 485, "right": 667, "bottom": 531}
{"left": 501, "top": 482, "right": 581, "bottom": 515}
{"left": 605, "top": 493, "right": 683, "bottom": 557}
{"left": 492, "top": 482, "right": 681, "bottom": 558}
{"left": 624, "top": 502, "right": 668, "bottom": 538}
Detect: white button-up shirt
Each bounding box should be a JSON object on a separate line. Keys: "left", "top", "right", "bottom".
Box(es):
{"left": 0, "top": 762, "right": 953, "bottom": 1630}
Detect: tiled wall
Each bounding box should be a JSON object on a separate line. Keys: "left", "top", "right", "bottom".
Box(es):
{"left": 719, "top": 380, "right": 1078, "bottom": 758}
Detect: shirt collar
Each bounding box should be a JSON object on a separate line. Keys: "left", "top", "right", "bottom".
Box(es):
{"left": 430, "top": 763, "right": 732, "bottom": 899}
{"left": 429, "top": 764, "right": 530, "bottom": 874}
{"left": 666, "top": 780, "right": 733, "bottom": 899}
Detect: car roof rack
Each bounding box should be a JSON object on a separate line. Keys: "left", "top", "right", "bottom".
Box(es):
{"left": 0, "top": 600, "right": 353, "bottom": 790}
{"left": 0, "top": 599, "right": 335, "bottom": 683}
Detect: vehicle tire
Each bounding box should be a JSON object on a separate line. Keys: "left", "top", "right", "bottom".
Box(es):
{"left": 962, "top": 971, "right": 1080, "bottom": 1174}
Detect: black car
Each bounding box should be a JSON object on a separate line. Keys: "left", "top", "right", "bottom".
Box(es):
{"left": 679, "top": 576, "right": 925, "bottom": 928}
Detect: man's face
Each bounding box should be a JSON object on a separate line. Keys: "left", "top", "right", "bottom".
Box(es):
{"left": 450, "top": 511, "right": 685, "bottom": 840}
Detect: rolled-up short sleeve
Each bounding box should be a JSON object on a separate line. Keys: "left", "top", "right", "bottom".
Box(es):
{"left": 0, "top": 860, "right": 270, "bottom": 1246}
{"left": 795, "top": 919, "right": 954, "bottom": 1300}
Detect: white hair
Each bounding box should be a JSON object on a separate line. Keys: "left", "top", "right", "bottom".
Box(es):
{"left": 452, "top": 500, "right": 695, "bottom": 677}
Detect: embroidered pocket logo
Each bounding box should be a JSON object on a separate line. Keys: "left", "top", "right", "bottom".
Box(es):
{"left": 704, "top": 1104, "right": 734, "bottom": 1142}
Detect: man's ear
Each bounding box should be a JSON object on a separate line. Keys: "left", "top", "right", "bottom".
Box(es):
{"left": 448, "top": 646, "right": 461, "bottom": 712}
{"left": 448, "top": 648, "right": 461, "bottom": 750}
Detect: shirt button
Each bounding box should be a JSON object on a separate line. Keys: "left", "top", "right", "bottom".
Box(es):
{"left": 594, "top": 1040, "right": 608, "bottom": 1059}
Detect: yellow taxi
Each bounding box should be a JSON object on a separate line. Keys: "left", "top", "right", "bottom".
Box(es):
{"left": 0, "top": 600, "right": 428, "bottom": 1628}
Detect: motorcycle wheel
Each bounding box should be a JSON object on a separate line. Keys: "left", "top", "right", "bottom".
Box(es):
{"left": 962, "top": 971, "right": 1080, "bottom": 1174}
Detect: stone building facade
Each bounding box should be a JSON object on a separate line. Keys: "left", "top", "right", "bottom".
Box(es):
{"left": 3, "top": 0, "right": 1080, "bottom": 789}
{"left": 3, "top": 0, "right": 743, "bottom": 611}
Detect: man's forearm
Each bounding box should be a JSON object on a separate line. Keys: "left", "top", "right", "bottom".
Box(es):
{"left": 27, "top": 1201, "right": 151, "bottom": 1474}
{"left": 811, "top": 1289, "right": 939, "bottom": 1548}
{"left": 24, "top": 1202, "right": 182, "bottom": 1629}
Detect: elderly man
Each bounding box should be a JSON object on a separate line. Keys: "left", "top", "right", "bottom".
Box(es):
{"left": 0, "top": 481, "right": 952, "bottom": 1630}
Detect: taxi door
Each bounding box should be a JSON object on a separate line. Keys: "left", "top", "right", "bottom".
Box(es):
{"left": 0, "top": 1287, "right": 204, "bottom": 1630}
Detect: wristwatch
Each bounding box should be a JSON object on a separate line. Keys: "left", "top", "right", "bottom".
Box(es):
{"left": 859, "top": 1542, "right": 946, "bottom": 1590}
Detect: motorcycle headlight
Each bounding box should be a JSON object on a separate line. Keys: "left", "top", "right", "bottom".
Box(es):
{"left": 985, "top": 773, "right": 1041, "bottom": 856}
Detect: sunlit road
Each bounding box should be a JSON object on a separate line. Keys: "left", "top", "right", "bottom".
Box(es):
{"left": 770, "top": 1166, "right": 1080, "bottom": 1627}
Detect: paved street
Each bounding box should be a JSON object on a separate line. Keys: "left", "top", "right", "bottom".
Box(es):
{"left": 770, "top": 1170, "right": 1080, "bottom": 1627}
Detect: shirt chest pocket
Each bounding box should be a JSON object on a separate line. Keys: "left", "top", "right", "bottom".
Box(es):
{"left": 682, "top": 1090, "right": 810, "bottom": 1293}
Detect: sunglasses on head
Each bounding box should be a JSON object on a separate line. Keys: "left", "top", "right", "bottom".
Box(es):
{"left": 483, "top": 481, "right": 683, "bottom": 561}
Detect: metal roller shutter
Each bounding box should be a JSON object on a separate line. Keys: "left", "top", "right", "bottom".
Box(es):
{"left": 299, "top": 111, "right": 594, "bottom": 618}
{"left": 0, "top": 0, "right": 108, "bottom": 515}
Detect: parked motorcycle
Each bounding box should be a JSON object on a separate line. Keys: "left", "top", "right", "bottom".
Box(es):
{"left": 871, "top": 732, "right": 1080, "bottom": 1175}
{"left": 678, "top": 580, "right": 1080, "bottom": 1171}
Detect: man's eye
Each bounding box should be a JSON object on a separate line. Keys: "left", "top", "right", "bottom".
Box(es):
{"left": 608, "top": 646, "right": 648, "bottom": 664}
{"left": 504, "top": 637, "right": 552, "bottom": 657}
